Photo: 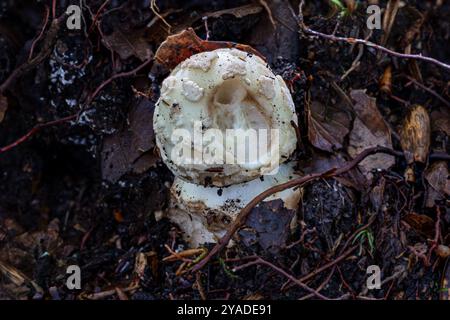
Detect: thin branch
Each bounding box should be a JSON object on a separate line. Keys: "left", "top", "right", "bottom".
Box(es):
{"left": 84, "top": 58, "right": 152, "bottom": 106}
{"left": 0, "top": 114, "right": 77, "bottom": 154}
{"left": 0, "top": 14, "right": 67, "bottom": 94}
{"left": 404, "top": 76, "right": 450, "bottom": 108}
{"left": 232, "top": 256, "right": 347, "bottom": 300}
{"left": 28, "top": 6, "right": 50, "bottom": 61}
{"left": 292, "top": 0, "right": 450, "bottom": 72}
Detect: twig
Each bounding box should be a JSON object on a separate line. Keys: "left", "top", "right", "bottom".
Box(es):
{"left": 282, "top": 215, "right": 377, "bottom": 292}
{"left": 52, "top": 0, "right": 56, "bottom": 19}
{"left": 84, "top": 58, "right": 152, "bottom": 106}
{"left": 292, "top": 1, "right": 450, "bottom": 73}
{"left": 298, "top": 267, "right": 336, "bottom": 300}
{"left": 88, "top": 0, "right": 111, "bottom": 33}
{"left": 404, "top": 76, "right": 450, "bottom": 108}
{"left": 150, "top": 0, "right": 172, "bottom": 33}
{"left": 0, "top": 14, "right": 66, "bottom": 94}
{"left": 232, "top": 256, "right": 341, "bottom": 300}
{"left": 0, "top": 114, "right": 77, "bottom": 154}
{"left": 191, "top": 146, "right": 403, "bottom": 272}
{"left": 427, "top": 206, "right": 442, "bottom": 262}
{"left": 28, "top": 6, "right": 50, "bottom": 61}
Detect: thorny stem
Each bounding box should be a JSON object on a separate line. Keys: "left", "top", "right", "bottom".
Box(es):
{"left": 292, "top": 0, "right": 450, "bottom": 72}
{"left": 191, "top": 146, "right": 404, "bottom": 273}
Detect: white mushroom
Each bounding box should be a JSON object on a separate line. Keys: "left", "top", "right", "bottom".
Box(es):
{"left": 167, "top": 162, "right": 301, "bottom": 248}
{"left": 153, "top": 48, "right": 298, "bottom": 187}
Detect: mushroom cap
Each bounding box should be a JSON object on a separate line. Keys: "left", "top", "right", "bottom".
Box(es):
{"left": 153, "top": 48, "right": 298, "bottom": 186}
{"left": 167, "top": 162, "right": 301, "bottom": 247}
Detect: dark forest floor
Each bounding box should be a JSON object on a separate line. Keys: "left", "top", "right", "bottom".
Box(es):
{"left": 0, "top": 0, "right": 449, "bottom": 300}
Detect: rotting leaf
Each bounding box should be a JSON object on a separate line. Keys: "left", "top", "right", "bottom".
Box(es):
{"left": 348, "top": 90, "right": 395, "bottom": 180}
{"left": 242, "top": 199, "right": 295, "bottom": 253}
{"left": 155, "top": 28, "right": 264, "bottom": 70}
{"left": 431, "top": 107, "right": 450, "bottom": 136}
{"left": 102, "top": 28, "right": 153, "bottom": 61}
{"left": 0, "top": 94, "right": 7, "bottom": 123}
{"left": 424, "top": 161, "right": 450, "bottom": 208}
{"left": 307, "top": 101, "right": 351, "bottom": 153}
{"left": 101, "top": 98, "right": 158, "bottom": 183}
{"left": 400, "top": 105, "right": 431, "bottom": 164}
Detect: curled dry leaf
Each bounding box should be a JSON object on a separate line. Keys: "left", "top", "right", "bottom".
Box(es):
{"left": 0, "top": 94, "right": 7, "bottom": 123}
{"left": 424, "top": 161, "right": 450, "bottom": 208}
{"left": 400, "top": 104, "right": 430, "bottom": 164}
{"left": 155, "top": 28, "right": 264, "bottom": 70}
{"left": 307, "top": 101, "right": 351, "bottom": 153}
{"left": 347, "top": 90, "right": 395, "bottom": 180}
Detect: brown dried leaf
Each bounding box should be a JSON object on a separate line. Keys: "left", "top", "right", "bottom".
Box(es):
{"left": 101, "top": 99, "right": 158, "bottom": 182}
{"left": 424, "top": 161, "right": 450, "bottom": 207}
{"left": 102, "top": 29, "right": 153, "bottom": 61}
{"left": 431, "top": 107, "right": 450, "bottom": 135}
{"left": 348, "top": 90, "right": 395, "bottom": 179}
{"left": 155, "top": 28, "right": 264, "bottom": 70}
{"left": 400, "top": 105, "right": 431, "bottom": 164}
{"left": 0, "top": 94, "right": 7, "bottom": 123}
{"left": 307, "top": 101, "right": 351, "bottom": 152}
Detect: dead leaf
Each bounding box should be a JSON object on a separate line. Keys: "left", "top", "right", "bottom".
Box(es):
{"left": 102, "top": 29, "right": 153, "bottom": 61}
{"left": 400, "top": 105, "right": 430, "bottom": 164}
{"left": 348, "top": 90, "right": 395, "bottom": 180}
{"left": 155, "top": 28, "right": 264, "bottom": 70}
{"left": 424, "top": 161, "right": 450, "bottom": 207}
{"left": 0, "top": 94, "right": 7, "bottom": 123}
{"left": 402, "top": 212, "right": 435, "bottom": 238}
{"left": 101, "top": 98, "right": 158, "bottom": 182}
{"left": 307, "top": 101, "right": 351, "bottom": 152}
{"left": 431, "top": 107, "right": 450, "bottom": 135}
{"left": 242, "top": 199, "right": 296, "bottom": 252}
